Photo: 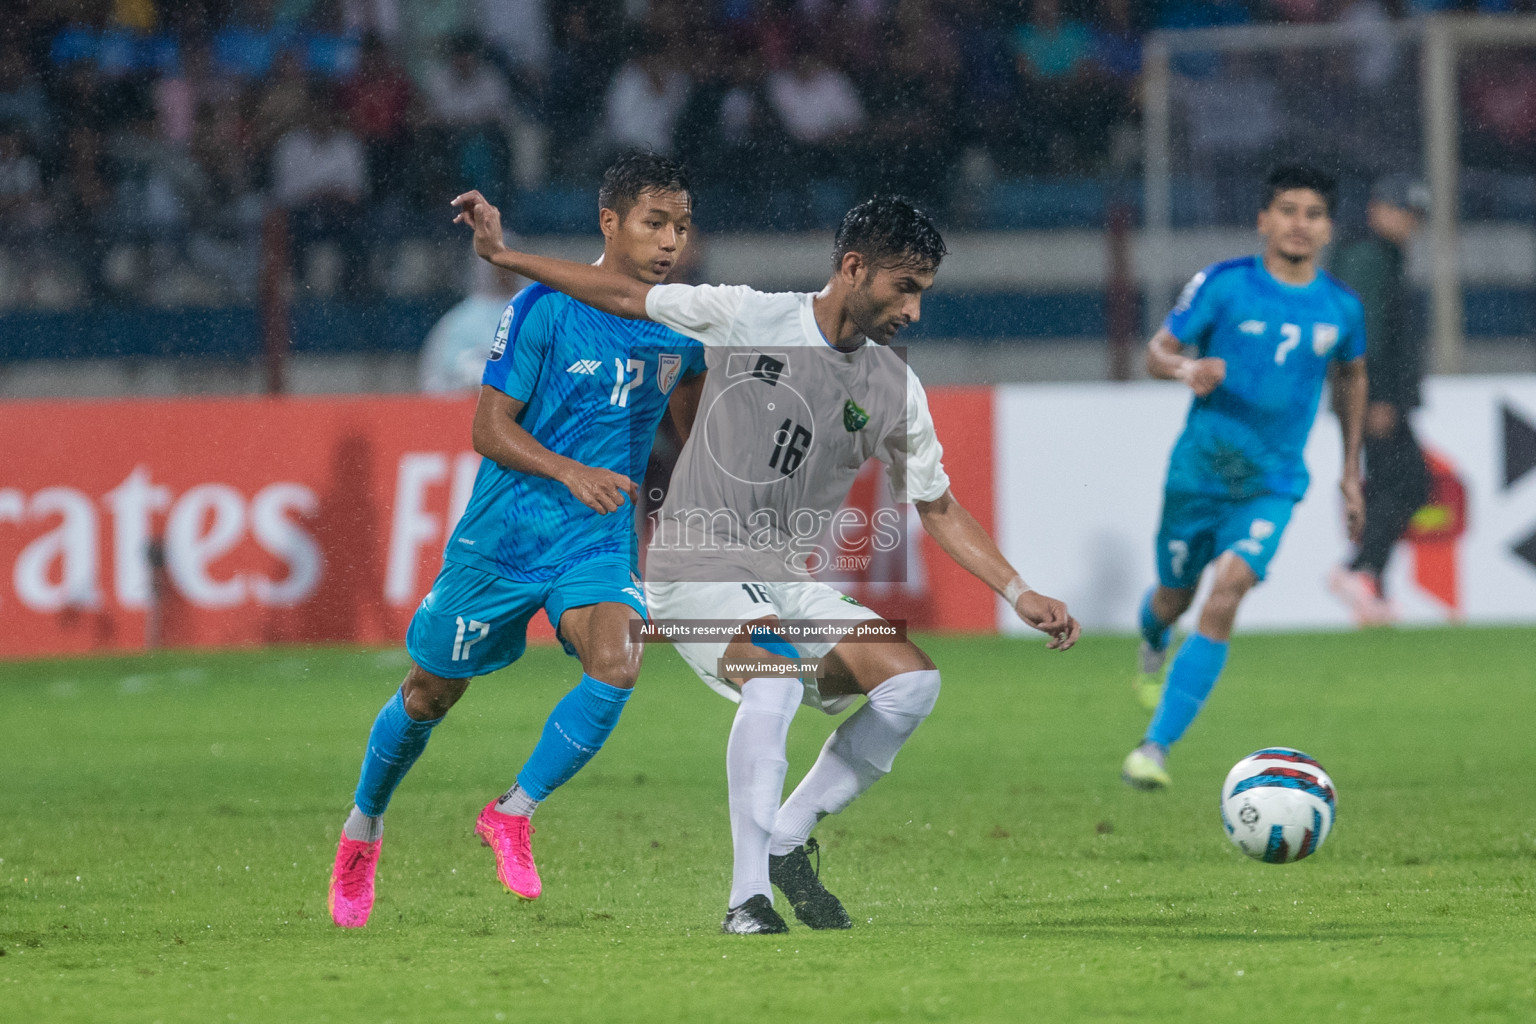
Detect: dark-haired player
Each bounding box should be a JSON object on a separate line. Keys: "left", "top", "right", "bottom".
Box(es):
{"left": 451, "top": 190, "right": 1081, "bottom": 934}
{"left": 1121, "top": 164, "right": 1367, "bottom": 790}
{"left": 328, "top": 152, "right": 706, "bottom": 927}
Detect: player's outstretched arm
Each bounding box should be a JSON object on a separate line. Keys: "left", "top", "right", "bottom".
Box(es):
{"left": 915, "top": 489, "right": 1080, "bottom": 650}
{"left": 1147, "top": 327, "right": 1225, "bottom": 397}
{"left": 1331, "top": 356, "right": 1368, "bottom": 542}
{"left": 452, "top": 190, "right": 653, "bottom": 321}
{"left": 472, "top": 386, "right": 638, "bottom": 514}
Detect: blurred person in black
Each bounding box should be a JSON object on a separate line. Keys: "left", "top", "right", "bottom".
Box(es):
{"left": 0, "top": 42, "right": 50, "bottom": 149}
{"left": 859, "top": 0, "right": 965, "bottom": 209}
{"left": 673, "top": 32, "right": 788, "bottom": 222}
{"left": 51, "top": 61, "right": 115, "bottom": 299}
{"left": 765, "top": 37, "right": 866, "bottom": 182}
{"left": 340, "top": 33, "right": 418, "bottom": 205}
{"left": 421, "top": 32, "right": 517, "bottom": 206}
{"left": 0, "top": 121, "right": 49, "bottom": 233}
{"left": 1327, "top": 174, "right": 1431, "bottom": 625}
{"left": 272, "top": 87, "right": 369, "bottom": 297}
{"left": 601, "top": 26, "right": 691, "bottom": 158}
{"left": 545, "top": 0, "right": 625, "bottom": 179}
{"left": 250, "top": 50, "right": 313, "bottom": 178}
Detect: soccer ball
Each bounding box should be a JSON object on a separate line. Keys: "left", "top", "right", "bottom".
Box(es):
{"left": 1220, "top": 748, "right": 1337, "bottom": 863}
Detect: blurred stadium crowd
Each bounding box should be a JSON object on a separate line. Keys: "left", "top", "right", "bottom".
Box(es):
{"left": 1, "top": 0, "right": 1533, "bottom": 310}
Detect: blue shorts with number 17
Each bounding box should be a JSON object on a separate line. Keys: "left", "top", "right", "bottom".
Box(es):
{"left": 405, "top": 556, "right": 648, "bottom": 680}
{"left": 1155, "top": 491, "right": 1297, "bottom": 590}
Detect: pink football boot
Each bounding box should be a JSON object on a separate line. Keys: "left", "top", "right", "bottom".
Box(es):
{"left": 328, "top": 835, "right": 382, "bottom": 928}
{"left": 475, "top": 801, "right": 541, "bottom": 900}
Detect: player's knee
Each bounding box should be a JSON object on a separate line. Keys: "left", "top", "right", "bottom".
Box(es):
{"left": 891, "top": 641, "right": 937, "bottom": 676}
{"left": 1198, "top": 607, "right": 1237, "bottom": 638}
{"left": 837, "top": 637, "right": 934, "bottom": 692}
{"left": 867, "top": 667, "right": 941, "bottom": 721}
{"left": 1197, "top": 589, "right": 1243, "bottom": 637}
{"left": 402, "top": 664, "right": 469, "bottom": 720}
{"left": 1202, "top": 555, "right": 1253, "bottom": 607}
{"left": 1155, "top": 587, "right": 1195, "bottom": 620}
{"left": 1208, "top": 581, "right": 1239, "bottom": 608}
{"left": 581, "top": 643, "right": 643, "bottom": 689}
{"left": 724, "top": 616, "right": 784, "bottom": 665}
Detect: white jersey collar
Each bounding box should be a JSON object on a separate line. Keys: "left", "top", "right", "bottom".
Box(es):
{"left": 799, "top": 293, "right": 869, "bottom": 355}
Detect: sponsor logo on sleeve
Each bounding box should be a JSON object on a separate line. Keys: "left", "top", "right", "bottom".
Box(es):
{"left": 490, "top": 305, "right": 513, "bottom": 360}
{"left": 1173, "top": 271, "right": 1206, "bottom": 313}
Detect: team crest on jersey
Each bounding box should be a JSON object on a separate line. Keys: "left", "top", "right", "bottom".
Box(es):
{"left": 843, "top": 399, "right": 870, "bottom": 433}
{"left": 657, "top": 353, "right": 682, "bottom": 393}
{"left": 1312, "top": 323, "right": 1339, "bottom": 357}
{"left": 490, "top": 304, "right": 514, "bottom": 360}
{"left": 1238, "top": 319, "right": 1267, "bottom": 336}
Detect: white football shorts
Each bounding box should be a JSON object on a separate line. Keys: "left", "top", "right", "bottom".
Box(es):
{"left": 644, "top": 579, "right": 887, "bottom": 714}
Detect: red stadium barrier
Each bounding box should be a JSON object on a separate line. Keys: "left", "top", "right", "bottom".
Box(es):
{"left": 0, "top": 389, "right": 995, "bottom": 660}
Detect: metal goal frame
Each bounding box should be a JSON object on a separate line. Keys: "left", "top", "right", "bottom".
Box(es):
{"left": 1143, "top": 15, "right": 1536, "bottom": 372}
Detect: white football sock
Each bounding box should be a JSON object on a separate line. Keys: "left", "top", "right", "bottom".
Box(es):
{"left": 726, "top": 676, "right": 802, "bottom": 909}
{"left": 769, "top": 669, "right": 941, "bottom": 856}
{"left": 494, "top": 783, "right": 540, "bottom": 818}
{"left": 342, "top": 804, "right": 383, "bottom": 843}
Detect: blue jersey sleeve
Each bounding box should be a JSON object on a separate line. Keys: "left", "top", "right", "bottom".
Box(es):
{"left": 683, "top": 340, "right": 708, "bottom": 380}
{"left": 1163, "top": 264, "right": 1227, "bottom": 350}
{"left": 482, "top": 286, "right": 558, "bottom": 401}
{"left": 1337, "top": 292, "right": 1367, "bottom": 362}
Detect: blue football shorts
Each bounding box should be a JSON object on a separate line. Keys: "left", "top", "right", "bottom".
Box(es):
{"left": 405, "top": 556, "right": 648, "bottom": 679}
{"left": 1155, "top": 491, "right": 1297, "bottom": 590}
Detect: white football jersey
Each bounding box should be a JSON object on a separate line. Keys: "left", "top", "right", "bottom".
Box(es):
{"left": 643, "top": 283, "right": 950, "bottom": 583}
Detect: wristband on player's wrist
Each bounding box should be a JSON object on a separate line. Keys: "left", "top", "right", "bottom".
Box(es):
{"left": 1004, "top": 575, "right": 1034, "bottom": 608}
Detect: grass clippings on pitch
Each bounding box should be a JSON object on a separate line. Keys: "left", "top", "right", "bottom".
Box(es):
{"left": 2, "top": 629, "right": 1534, "bottom": 1023}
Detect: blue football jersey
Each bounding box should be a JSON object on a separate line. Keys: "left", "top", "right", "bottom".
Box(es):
{"left": 444, "top": 284, "right": 706, "bottom": 582}
{"left": 1163, "top": 255, "right": 1366, "bottom": 500}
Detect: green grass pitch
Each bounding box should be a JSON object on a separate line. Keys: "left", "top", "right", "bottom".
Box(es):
{"left": 3, "top": 628, "right": 1534, "bottom": 1023}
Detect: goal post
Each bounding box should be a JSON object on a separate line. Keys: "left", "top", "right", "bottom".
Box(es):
{"left": 1142, "top": 15, "right": 1536, "bottom": 373}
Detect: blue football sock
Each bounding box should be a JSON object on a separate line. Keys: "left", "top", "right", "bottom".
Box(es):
{"left": 353, "top": 689, "right": 443, "bottom": 817}
{"left": 1138, "top": 588, "right": 1172, "bottom": 652}
{"left": 515, "top": 674, "right": 633, "bottom": 801}
{"left": 1146, "top": 632, "right": 1228, "bottom": 749}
